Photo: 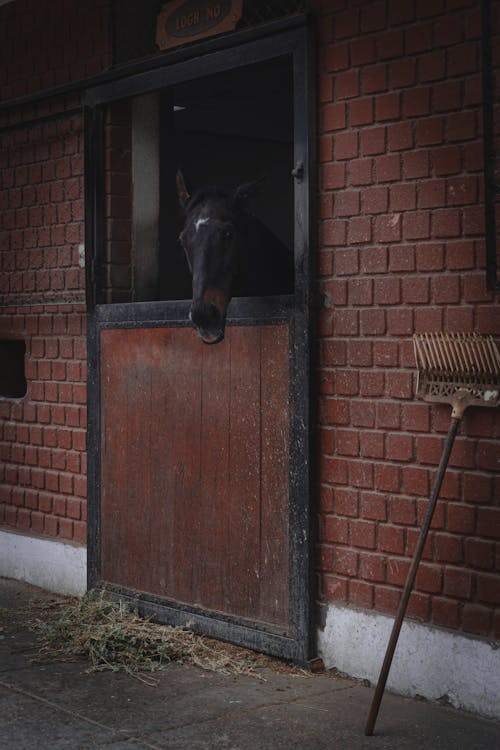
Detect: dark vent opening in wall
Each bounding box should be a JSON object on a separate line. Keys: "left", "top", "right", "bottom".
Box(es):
{"left": 0, "top": 340, "right": 27, "bottom": 398}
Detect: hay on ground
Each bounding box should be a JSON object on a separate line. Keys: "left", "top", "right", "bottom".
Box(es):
{"left": 28, "top": 590, "right": 306, "bottom": 684}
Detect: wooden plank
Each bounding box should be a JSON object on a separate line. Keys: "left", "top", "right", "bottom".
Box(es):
{"left": 259, "top": 324, "right": 289, "bottom": 627}
{"left": 101, "top": 329, "right": 154, "bottom": 592}
{"left": 226, "top": 326, "right": 262, "bottom": 619}
{"left": 99, "top": 324, "right": 290, "bottom": 628}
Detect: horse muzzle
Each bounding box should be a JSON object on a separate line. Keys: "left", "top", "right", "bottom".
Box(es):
{"left": 189, "top": 301, "right": 226, "bottom": 345}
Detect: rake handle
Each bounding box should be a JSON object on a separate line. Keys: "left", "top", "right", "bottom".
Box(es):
{"left": 365, "top": 416, "right": 461, "bottom": 737}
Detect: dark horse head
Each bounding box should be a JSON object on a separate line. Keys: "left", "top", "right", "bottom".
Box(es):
{"left": 177, "top": 170, "right": 293, "bottom": 344}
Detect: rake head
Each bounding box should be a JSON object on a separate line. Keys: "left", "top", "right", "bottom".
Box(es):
{"left": 413, "top": 332, "right": 500, "bottom": 418}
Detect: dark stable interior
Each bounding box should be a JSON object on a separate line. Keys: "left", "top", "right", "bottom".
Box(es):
{"left": 160, "top": 56, "right": 294, "bottom": 300}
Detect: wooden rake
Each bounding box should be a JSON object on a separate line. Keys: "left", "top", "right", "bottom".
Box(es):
{"left": 365, "top": 332, "right": 500, "bottom": 737}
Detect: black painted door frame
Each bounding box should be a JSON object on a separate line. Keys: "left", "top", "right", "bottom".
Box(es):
{"left": 85, "top": 23, "right": 316, "bottom": 664}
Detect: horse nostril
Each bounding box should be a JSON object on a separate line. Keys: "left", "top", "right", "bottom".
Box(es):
{"left": 191, "top": 303, "right": 221, "bottom": 329}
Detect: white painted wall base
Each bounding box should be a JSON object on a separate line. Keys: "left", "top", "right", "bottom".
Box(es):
{"left": 318, "top": 604, "right": 500, "bottom": 720}
{"left": 0, "top": 529, "right": 87, "bottom": 596}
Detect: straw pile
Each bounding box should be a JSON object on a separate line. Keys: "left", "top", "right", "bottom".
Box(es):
{"left": 29, "top": 590, "right": 299, "bottom": 684}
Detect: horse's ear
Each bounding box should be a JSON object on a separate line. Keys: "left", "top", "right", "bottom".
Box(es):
{"left": 233, "top": 176, "right": 265, "bottom": 205}
{"left": 176, "top": 170, "right": 190, "bottom": 208}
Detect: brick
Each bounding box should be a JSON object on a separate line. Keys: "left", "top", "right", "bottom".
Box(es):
{"left": 448, "top": 42, "right": 479, "bottom": 76}
{"left": 386, "top": 557, "right": 410, "bottom": 586}
{"left": 322, "top": 163, "right": 346, "bottom": 190}
{"left": 432, "top": 208, "right": 461, "bottom": 238}
{"left": 378, "top": 29, "right": 404, "bottom": 59}
{"left": 334, "top": 547, "right": 358, "bottom": 577}
{"left": 359, "top": 432, "right": 385, "bottom": 459}
{"left": 464, "top": 538, "right": 494, "bottom": 569}
{"left": 359, "top": 372, "right": 385, "bottom": 397}
{"left": 390, "top": 184, "right": 416, "bottom": 211}
{"left": 476, "top": 508, "right": 500, "bottom": 540}
{"left": 445, "top": 306, "right": 474, "bottom": 333}
{"left": 462, "top": 472, "right": 492, "bottom": 504}
{"left": 349, "top": 520, "right": 376, "bottom": 549}
{"left": 386, "top": 371, "right": 413, "bottom": 399}
{"left": 347, "top": 217, "right": 372, "bottom": 244}
{"left": 360, "top": 126, "right": 385, "bottom": 156}
{"left": 476, "top": 573, "right": 500, "bottom": 606}
{"left": 446, "top": 503, "right": 476, "bottom": 535}
{"left": 373, "top": 340, "right": 399, "bottom": 367}
{"left": 325, "top": 43, "right": 349, "bottom": 72}
{"left": 359, "top": 246, "right": 387, "bottom": 273}
{"left": 348, "top": 580, "right": 374, "bottom": 608}
{"left": 462, "top": 604, "right": 492, "bottom": 637}
{"left": 322, "top": 219, "right": 347, "bottom": 247}
{"left": 351, "top": 400, "right": 376, "bottom": 427}
{"left": 431, "top": 275, "right": 460, "bottom": 304}
{"left": 374, "top": 586, "right": 400, "bottom": 615}
{"left": 323, "top": 575, "right": 348, "bottom": 603}
{"left": 415, "top": 564, "right": 442, "bottom": 594}
{"left": 403, "top": 211, "right": 430, "bottom": 240}
{"left": 432, "top": 597, "right": 460, "bottom": 629}
{"left": 348, "top": 461, "right": 374, "bottom": 489}
{"left": 361, "top": 1, "right": 386, "bottom": 32}
{"left": 359, "top": 552, "right": 385, "bottom": 582}
{"left": 446, "top": 111, "right": 477, "bottom": 142}
{"left": 361, "top": 64, "right": 387, "bottom": 94}
{"left": 350, "top": 98, "right": 374, "bottom": 127}
{"left": 388, "top": 496, "right": 416, "bottom": 525}
{"left": 389, "top": 245, "right": 415, "bottom": 272}
{"left": 334, "top": 131, "right": 359, "bottom": 160}
{"left": 335, "top": 69, "right": 359, "bottom": 100}
{"left": 334, "top": 190, "right": 360, "bottom": 217}
{"left": 389, "top": 58, "right": 416, "bottom": 88}
{"left": 387, "top": 122, "right": 413, "bottom": 151}
{"left": 386, "top": 433, "right": 413, "bottom": 462}
{"left": 348, "top": 278, "right": 373, "bottom": 305}
{"left": 322, "top": 103, "right": 347, "bottom": 132}
{"left": 333, "top": 487, "right": 359, "bottom": 517}
{"left": 336, "top": 427, "right": 360, "bottom": 456}
{"left": 375, "top": 463, "right": 400, "bottom": 492}
{"left": 374, "top": 277, "right": 401, "bottom": 305}
{"left": 323, "top": 516, "right": 349, "bottom": 544}
{"left": 334, "top": 8, "right": 359, "bottom": 39}
{"left": 376, "top": 401, "right": 400, "bottom": 429}
{"left": 375, "top": 93, "right": 400, "bottom": 121}
{"left": 378, "top": 524, "right": 405, "bottom": 554}
{"left": 445, "top": 240, "right": 474, "bottom": 270}
{"left": 433, "top": 81, "right": 462, "bottom": 113}
{"left": 403, "top": 87, "right": 431, "bottom": 117}
{"left": 363, "top": 186, "right": 388, "bottom": 215}
{"left": 402, "top": 466, "right": 430, "bottom": 496}
{"left": 348, "top": 158, "right": 373, "bottom": 185}
{"left": 403, "top": 150, "right": 430, "bottom": 179}
{"left": 434, "top": 533, "right": 463, "bottom": 564}
{"left": 360, "top": 491, "right": 387, "bottom": 521}
{"left": 375, "top": 154, "right": 401, "bottom": 182}
{"left": 419, "top": 50, "right": 446, "bottom": 82}
{"left": 463, "top": 274, "right": 491, "bottom": 303}
{"left": 418, "top": 179, "right": 446, "bottom": 209}
{"left": 350, "top": 37, "right": 376, "bottom": 66}
{"left": 334, "top": 247, "right": 359, "bottom": 275}
{"left": 415, "top": 116, "right": 444, "bottom": 146}
{"left": 447, "top": 176, "right": 478, "bottom": 206}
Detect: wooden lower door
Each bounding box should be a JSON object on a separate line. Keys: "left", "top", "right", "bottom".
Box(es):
{"left": 96, "top": 320, "right": 301, "bottom": 650}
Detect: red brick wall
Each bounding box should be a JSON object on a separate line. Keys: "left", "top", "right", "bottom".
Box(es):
{"left": 316, "top": 0, "right": 500, "bottom": 641}
{"left": 0, "top": 0, "right": 110, "bottom": 544}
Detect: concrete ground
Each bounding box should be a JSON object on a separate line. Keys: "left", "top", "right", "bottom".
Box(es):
{"left": 1, "top": 578, "right": 498, "bottom": 750}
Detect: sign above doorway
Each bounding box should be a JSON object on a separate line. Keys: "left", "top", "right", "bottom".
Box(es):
{"left": 156, "top": 0, "right": 243, "bottom": 50}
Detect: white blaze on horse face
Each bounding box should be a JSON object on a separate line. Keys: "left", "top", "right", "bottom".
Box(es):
{"left": 194, "top": 217, "right": 211, "bottom": 232}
